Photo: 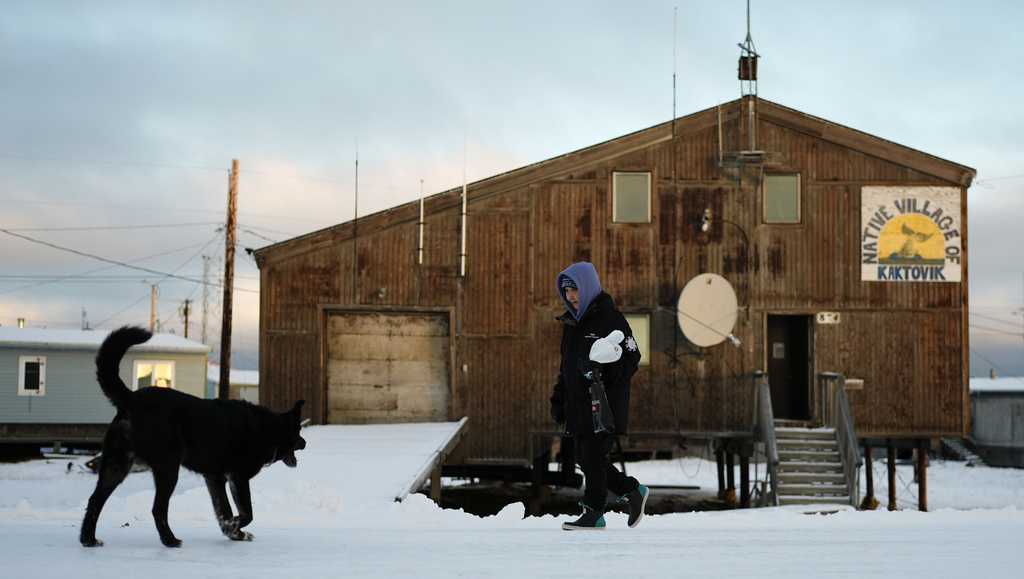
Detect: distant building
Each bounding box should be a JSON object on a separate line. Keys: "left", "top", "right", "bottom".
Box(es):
{"left": 969, "top": 377, "right": 1024, "bottom": 467}
{"left": 0, "top": 328, "right": 210, "bottom": 444}
{"left": 207, "top": 362, "right": 259, "bottom": 403}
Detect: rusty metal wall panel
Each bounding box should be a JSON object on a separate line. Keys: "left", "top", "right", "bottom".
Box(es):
{"left": 463, "top": 210, "right": 530, "bottom": 336}
{"left": 358, "top": 226, "right": 417, "bottom": 306}
{"left": 265, "top": 244, "right": 343, "bottom": 332}
{"left": 263, "top": 332, "right": 320, "bottom": 414}
{"left": 325, "top": 312, "right": 450, "bottom": 424}
{"left": 461, "top": 337, "right": 534, "bottom": 459}
{"left": 815, "top": 310, "right": 962, "bottom": 435}
{"left": 418, "top": 210, "right": 460, "bottom": 306}
{"left": 533, "top": 182, "right": 599, "bottom": 305}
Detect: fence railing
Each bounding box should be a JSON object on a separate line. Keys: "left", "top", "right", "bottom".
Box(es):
{"left": 817, "top": 372, "right": 862, "bottom": 508}
{"left": 751, "top": 371, "right": 779, "bottom": 506}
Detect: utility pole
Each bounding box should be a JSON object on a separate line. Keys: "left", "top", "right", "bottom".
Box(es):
{"left": 219, "top": 159, "right": 239, "bottom": 401}
{"left": 201, "top": 255, "right": 210, "bottom": 344}
{"left": 150, "top": 284, "right": 158, "bottom": 332}
{"left": 181, "top": 299, "right": 192, "bottom": 339}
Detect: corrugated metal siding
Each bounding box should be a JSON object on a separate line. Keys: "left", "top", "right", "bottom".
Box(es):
{"left": 463, "top": 209, "right": 530, "bottom": 336}
{"left": 462, "top": 337, "right": 534, "bottom": 459}
{"left": 816, "top": 310, "right": 962, "bottom": 435}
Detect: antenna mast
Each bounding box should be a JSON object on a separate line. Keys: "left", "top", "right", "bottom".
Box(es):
{"left": 672, "top": 5, "right": 677, "bottom": 137}
{"left": 352, "top": 140, "right": 359, "bottom": 303}
{"left": 738, "top": 0, "right": 760, "bottom": 152}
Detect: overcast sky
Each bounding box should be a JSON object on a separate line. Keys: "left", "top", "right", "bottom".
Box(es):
{"left": 2, "top": 1, "right": 1022, "bottom": 375}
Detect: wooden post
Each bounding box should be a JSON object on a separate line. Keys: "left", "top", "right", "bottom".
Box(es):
{"left": 149, "top": 284, "right": 158, "bottom": 332}
{"left": 917, "top": 439, "right": 928, "bottom": 512}
{"left": 860, "top": 445, "right": 879, "bottom": 510}
{"left": 739, "top": 454, "right": 750, "bottom": 508}
{"left": 725, "top": 450, "right": 737, "bottom": 505}
{"left": 430, "top": 464, "right": 442, "bottom": 504}
{"left": 715, "top": 447, "right": 726, "bottom": 499}
{"left": 182, "top": 299, "right": 191, "bottom": 339}
{"left": 218, "top": 159, "right": 239, "bottom": 401}
{"left": 887, "top": 439, "right": 897, "bottom": 511}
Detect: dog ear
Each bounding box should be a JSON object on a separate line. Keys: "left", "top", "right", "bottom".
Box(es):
{"left": 291, "top": 400, "right": 305, "bottom": 414}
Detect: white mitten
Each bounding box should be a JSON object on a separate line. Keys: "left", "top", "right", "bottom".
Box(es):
{"left": 589, "top": 330, "right": 625, "bottom": 363}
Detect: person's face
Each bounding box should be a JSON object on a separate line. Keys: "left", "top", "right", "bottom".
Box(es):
{"left": 565, "top": 287, "right": 580, "bottom": 310}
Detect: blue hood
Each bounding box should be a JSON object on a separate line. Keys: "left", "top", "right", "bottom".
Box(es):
{"left": 557, "top": 262, "right": 602, "bottom": 321}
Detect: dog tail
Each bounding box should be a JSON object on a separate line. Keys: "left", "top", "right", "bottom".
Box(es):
{"left": 96, "top": 326, "right": 151, "bottom": 411}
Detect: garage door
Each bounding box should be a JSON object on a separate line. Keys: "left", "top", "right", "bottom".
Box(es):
{"left": 326, "top": 311, "right": 450, "bottom": 424}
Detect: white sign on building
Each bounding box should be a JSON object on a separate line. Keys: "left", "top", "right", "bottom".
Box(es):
{"left": 860, "top": 186, "right": 962, "bottom": 283}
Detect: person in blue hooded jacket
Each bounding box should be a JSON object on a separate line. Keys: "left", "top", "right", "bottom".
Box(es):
{"left": 549, "top": 261, "right": 649, "bottom": 530}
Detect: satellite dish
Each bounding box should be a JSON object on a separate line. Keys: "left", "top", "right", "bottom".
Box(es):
{"left": 677, "top": 273, "right": 739, "bottom": 348}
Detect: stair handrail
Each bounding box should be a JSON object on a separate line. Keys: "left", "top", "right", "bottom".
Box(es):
{"left": 752, "top": 371, "right": 779, "bottom": 506}
{"left": 817, "top": 372, "right": 862, "bottom": 507}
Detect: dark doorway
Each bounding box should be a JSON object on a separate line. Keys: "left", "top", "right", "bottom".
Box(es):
{"left": 766, "top": 315, "right": 811, "bottom": 420}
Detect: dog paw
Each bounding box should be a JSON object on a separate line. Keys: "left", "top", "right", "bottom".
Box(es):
{"left": 81, "top": 538, "right": 104, "bottom": 548}
{"left": 228, "top": 529, "right": 254, "bottom": 541}
{"left": 161, "top": 537, "right": 183, "bottom": 548}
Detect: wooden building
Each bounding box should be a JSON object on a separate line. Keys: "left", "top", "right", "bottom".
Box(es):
{"left": 253, "top": 97, "right": 975, "bottom": 486}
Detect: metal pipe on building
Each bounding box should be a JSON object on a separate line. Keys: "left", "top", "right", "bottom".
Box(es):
{"left": 459, "top": 181, "right": 467, "bottom": 277}
{"left": 417, "top": 179, "right": 425, "bottom": 265}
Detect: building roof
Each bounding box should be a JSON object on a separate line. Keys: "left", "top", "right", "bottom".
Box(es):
{"left": 0, "top": 327, "right": 211, "bottom": 355}
{"left": 207, "top": 362, "right": 259, "bottom": 386}
{"left": 253, "top": 97, "right": 977, "bottom": 265}
{"left": 969, "top": 377, "right": 1024, "bottom": 394}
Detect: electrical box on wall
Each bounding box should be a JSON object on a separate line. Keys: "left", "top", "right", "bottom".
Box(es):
{"left": 816, "top": 312, "right": 841, "bottom": 325}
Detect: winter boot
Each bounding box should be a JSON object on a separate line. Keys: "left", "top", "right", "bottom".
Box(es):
{"left": 561, "top": 505, "right": 606, "bottom": 531}
{"left": 626, "top": 484, "right": 649, "bottom": 528}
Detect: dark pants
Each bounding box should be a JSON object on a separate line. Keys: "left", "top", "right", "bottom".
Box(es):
{"left": 575, "top": 434, "right": 638, "bottom": 512}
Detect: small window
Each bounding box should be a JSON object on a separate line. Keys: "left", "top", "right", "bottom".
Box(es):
{"left": 763, "top": 174, "right": 800, "bottom": 224}
{"left": 623, "top": 314, "right": 651, "bottom": 367}
{"left": 134, "top": 360, "right": 175, "bottom": 390}
{"left": 613, "top": 172, "right": 651, "bottom": 223}
{"left": 18, "top": 356, "right": 46, "bottom": 396}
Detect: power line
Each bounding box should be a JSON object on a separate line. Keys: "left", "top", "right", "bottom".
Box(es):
{"left": 969, "top": 324, "right": 1023, "bottom": 337}
{"left": 0, "top": 198, "right": 328, "bottom": 225}
{"left": 0, "top": 153, "right": 227, "bottom": 173}
{"left": 968, "top": 347, "right": 1024, "bottom": 383}
{"left": 93, "top": 292, "right": 151, "bottom": 329}
{"left": 0, "top": 222, "right": 220, "bottom": 232}
{"left": 0, "top": 228, "right": 257, "bottom": 293}
{"left": 239, "top": 227, "right": 278, "bottom": 244}
{"left": 969, "top": 311, "right": 1021, "bottom": 327}
{"left": 0, "top": 239, "right": 216, "bottom": 296}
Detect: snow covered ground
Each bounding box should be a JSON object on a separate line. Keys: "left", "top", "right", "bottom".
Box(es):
{"left": 2, "top": 425, "right": 1023, "bottom": 578}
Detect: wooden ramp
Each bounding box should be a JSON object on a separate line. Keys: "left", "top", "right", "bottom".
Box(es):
{"left": 297, "top": 419, "right": 468, "bottom": 504}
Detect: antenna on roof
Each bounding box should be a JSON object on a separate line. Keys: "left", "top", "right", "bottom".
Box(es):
{"left": 738, "top": 0, "right": 759, "bottom": 96}
{"left": 352, "top": 138, "right": 359, "bottom": 303}
{"left": 417, "top": 179, "right": 425, "bottom": 265}
{"left": 737, "top": 0, "right": 760, "bottom": 153}
{"left": 459, "top": 136, "right": 468, "bottom": 277}
{"left": 672, "top": 5, "right": 677, "bottom": 137}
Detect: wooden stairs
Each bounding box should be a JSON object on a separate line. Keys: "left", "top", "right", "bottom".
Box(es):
{"left": 774, "top": 420, "right": 852, "bottom": 506}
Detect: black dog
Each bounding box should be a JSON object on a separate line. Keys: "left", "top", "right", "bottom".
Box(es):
{"left": 80, "top": 327, "right": 306, "bottom": 548}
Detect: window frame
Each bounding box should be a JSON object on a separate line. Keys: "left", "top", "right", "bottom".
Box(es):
{"left": 612, "top": 171, "right": 652, "bottom": 224}
{"left": 622, "top": 313, "right": 651, "bottom": 367}
{"left": 133, "top": 359, "right": 176, "bottom": 390}
{"left": 18, "top": 355, "right": 46, "bottom": 396}
{"left": 762, "top": 173, "right": 802, "bottom": 225}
